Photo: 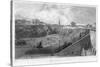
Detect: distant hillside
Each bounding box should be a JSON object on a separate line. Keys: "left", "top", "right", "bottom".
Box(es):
{"left": 15, "top": 18, "right": 46, "bottom": 25}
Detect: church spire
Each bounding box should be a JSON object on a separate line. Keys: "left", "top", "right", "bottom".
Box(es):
{"left": 58, "top": 18, "right": 60, "bottom": 25}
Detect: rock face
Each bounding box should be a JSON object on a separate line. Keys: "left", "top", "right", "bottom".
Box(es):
{"left": 90, "top": 31, "right": 96, "bottom": 55}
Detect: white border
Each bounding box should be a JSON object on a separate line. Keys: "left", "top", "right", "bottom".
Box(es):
{"left": 12, "top": 0, "right": 97, "bottom": 66}
{"left": 13, "top": 56, "right": 97, "bottom": 66}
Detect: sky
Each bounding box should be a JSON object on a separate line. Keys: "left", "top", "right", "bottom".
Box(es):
{"left": 14, "top": 0, "right": 96, "bottom": 25}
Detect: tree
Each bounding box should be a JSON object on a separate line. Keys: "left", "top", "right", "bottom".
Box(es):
{"left": 86, "top": 24, "right": 92, "bottom": 28}
{"left": 71, "top": 22, "right": 76, "bottom": 27}
{"left": 32, "top": 19, "right": 40, "bottom": 25}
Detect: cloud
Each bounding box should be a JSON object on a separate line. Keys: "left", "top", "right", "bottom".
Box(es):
{"left": 14, "top": 1, "right": 96, "bottom": 25}
{"left": 15, "top": 2, "right": 73, "bottom": 25}
{"left": 71, "top": 6, "right": 96, "bottom": 24}
{"left": 34, "top": 7, "right": 72, "bottom": 25}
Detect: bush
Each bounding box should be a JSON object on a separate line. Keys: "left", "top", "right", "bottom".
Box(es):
{"left": 15, "top": 40, "right": 26, "bottom": 46}
{"left": 15, "top": 25, "right": 47, "bottom": 39}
